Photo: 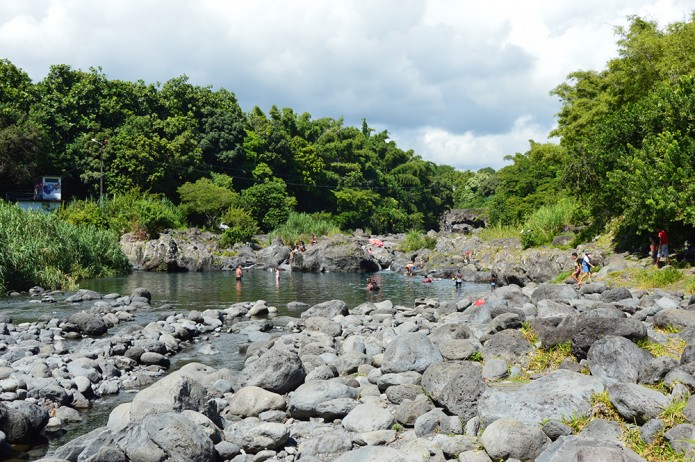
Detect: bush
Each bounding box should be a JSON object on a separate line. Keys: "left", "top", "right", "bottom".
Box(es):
{"left": 399, "top": 231, "right": 437, "bottom": 253}
{"left": 0, "top": 200, "right": 130, "bottom": 292}
{"left": 634, "top": 267, "right": 683, "bottom": 289}
{"left": 271, "top": 212, "right": 341, "bottom": 245}
{"left": 59, "top": 191, "right": 185, "bottom": 238}
{"left": 219, "top": 207, "right": 259, "bottom": 247}
{"left": 520, "top": 198, "right": 578, "bottom": 248}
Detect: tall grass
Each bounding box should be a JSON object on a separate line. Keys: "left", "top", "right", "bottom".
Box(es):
{"left": 399, "top": 231, "right": 437, "bottom": 253}
{"left": 520, "top": 198, "right": 577, "bottom": 248}
{"left": 0, "top": 200, "right": 131, "bottom": 293}
{"left": 478, "top": 224, "right": 522, "bottom": 241}
{"left": 59, "top": 191, "right": 185, "bottom": 239}
{"left": 270, "top": 212, "right": 342, "bottom": 245}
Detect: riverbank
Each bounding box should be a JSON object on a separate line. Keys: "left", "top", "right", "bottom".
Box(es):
{"left": 1, "top": 271, "right": 694, "bottom": 461}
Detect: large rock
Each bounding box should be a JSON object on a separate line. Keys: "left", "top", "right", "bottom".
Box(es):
{"left": 291, "top": 238, "right": 379, "bottom": 273}
{"left": 421, "top": 361, "right": 484, "bottom": 421}
{"left": 536, "top": 435, "right": 647, "bottom": 462}
{"left": 334, "top": 446, "right": 407, "bottom": 462}
{"left": 654, "top": 309, "right": 695, "bottom": 330}
{"left": 226, "top": 386, "right": 286, "bottom": 417}
{"left": 587, "top": 336, "right": 653, "bottom": 386}
{"left": 478, "top": 370, "right": 604, "bottom": 427}
{"left": 531, "top": 284, "right": 579, "bottom": 304}
{"left": 481, "top": 418, "right": 550, "bottom": 461}
{"left": 288, "top": 380, "right": 359, "bottom": 419}
{"left": 301, "top": 300, "right": 349, "bottom": 319}
{"left": 608, "top": 383, "right": 670, "bottom": 424}
{"left": 68, "top": 311, "right": 108, "bottom": 336}
{"left": 571, "top": 317, "right": 648, "bottom": 359}
{"left": 342, "top": 403, "right": 395, "bottom": 433}
{"left": 128, "top": 363, "right": 232, "bottom": 421}
{"left": 239, "top": 349, "right": 306, "bottom": 393}
{"left": 0, "top": 401, "right": 49, "bottom": 443}
{"left": 224, "top": 421, "right": 290, "bottom": 453}
{"left": 382, "top": 332, "right": 443, "bottom": 373}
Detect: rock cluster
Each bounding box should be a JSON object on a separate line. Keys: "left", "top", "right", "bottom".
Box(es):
{"left": 12, "top": 281, "right": 695, "bottom": 461}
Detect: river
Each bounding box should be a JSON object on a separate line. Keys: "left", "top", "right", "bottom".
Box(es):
{"left": 1, "top": 270, "right": 489, "bottom": 460}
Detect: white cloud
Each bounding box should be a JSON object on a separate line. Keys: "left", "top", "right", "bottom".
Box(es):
{"left": 1, "top": 0, "right": 692, "bottom": 172}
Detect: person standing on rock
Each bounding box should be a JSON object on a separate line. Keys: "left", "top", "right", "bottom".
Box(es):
{"left": 656, "top": 228, "right": 670, "bottom": 267}
{"left": 571, "top": 252, "right": 582, "bottom": 287}
{"left": 579, "top": 251, "right": 594, "bottom": 284}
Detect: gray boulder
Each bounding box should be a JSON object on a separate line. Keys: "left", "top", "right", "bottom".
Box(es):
{"left": 334, "top": 446, "right": 407, "bottom": 462}
{"left": 654, "top": 309, "right": 695, "bottom": 330}
{"left": 298, "top": 427, "right": 353, "bottom": 459}
{"left": 287, "top": 380, "right": 359, "bottom": 419}
{"left": 68, "top": 311, "right": 108, "bottom": 336}
{"left": 301, "top": 300, "right": 349, "bottom": 319}
{"left": 225, "top": 421, "right": 289, "bottom": 453}
{"left": 571, "top": 317, "right": 648, "bottom": 359}
{"left": 226, "top": 386, "right": 286, "bottom": 417}
{"left": 481, "top": 418, "right": 550, "bottom": 461}
{"left": 664, "top": 423, "right": 695, "bottom": 459}
{"left": 587, "top": 336, "right": 653, "bottom": 386}
{"left": 421, "top": 361, "right": 484, "bottom": 421}
{"left": 608, "top": 383, "right": 670, "bottom": 424}
{"left": 536, "top": 435, "right": 647, "bottom": 462}
{"left": 531, "top": 284, "right": 578, "bottom": 304}
{"left": 239, "top": 349, "right": 306, "bottom": 393}
{"left": 600, "top": 287, "right": 633, "bottom": 303}
{"left": 478, "top": 370, "right": 604, "bottom": 427}
{"left": 342, "top": 402, "right": 395, "bottom": 433}
{"left": 481, "top": 329, "right": 533, "bottom": 362}
{"left": 381, "top": 332, "right": 443, "bottom": 374}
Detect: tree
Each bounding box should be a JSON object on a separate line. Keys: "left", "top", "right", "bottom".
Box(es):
{"left": 177, "top": 178, "right": 240, "bottom": 229}
{"left": 241, "top": 163, "right": 296, "bottom": 232}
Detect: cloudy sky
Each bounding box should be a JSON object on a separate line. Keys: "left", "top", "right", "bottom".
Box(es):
{"left": 1, "top": 1, "right": 692, "bottom": 171}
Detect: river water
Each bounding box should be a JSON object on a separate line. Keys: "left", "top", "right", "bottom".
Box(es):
{"left": 2, "top": 270, "right": 489, "bottom": 460}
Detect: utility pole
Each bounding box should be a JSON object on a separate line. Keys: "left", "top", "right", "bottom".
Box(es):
{"left": 91, "top": 138, "right": 105, "bottom": 201}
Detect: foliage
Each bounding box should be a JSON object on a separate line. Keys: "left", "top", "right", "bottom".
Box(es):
{"left": 520, "top": 198, "right": 578, "bottom": 248}
{"left": 477, "top": 224, "right": 522, "bottom": 241}
{"left": 399, "top": 231, "right": 437, "bottom": 253}
{"left": 59, "top": 191, "right": 184, "bottom": 238}
{"left": 218, "top": 207, "right": 259, "bottom": 247}
{"left": 637, "top": 337, "right": 687, "bottom": 360}
{"left": 469, "top": 351, "right": 484, "bottom": 362}
{"left": 0, "top": 200, "right": 130, "bottom": 292}
{"left": 270, "top": 211, "right": 342, "bottom": 246}
{"left": 177, "top": 177, "right": 240, "bottom": 229}
{"left": 527, "top": 342, "right": 573, "bottom": 374}
{"left": 634, "top": 267, "right": 683, "bottom": 288}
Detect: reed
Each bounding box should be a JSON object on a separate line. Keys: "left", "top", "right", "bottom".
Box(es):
{"left": 0, "top": 200, "right": 130, "bottom": 293}
{"left": 270, "top": 212, "right": 342, "bottom": 245}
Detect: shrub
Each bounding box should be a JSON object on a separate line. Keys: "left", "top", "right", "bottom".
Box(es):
{"left": 634, "top": 267, "right": 683, "bottom": 289}
{"left": 59, "top": 191, "right": 185, "bottom": 239}
{"left": 520, "top": 198, "right": 578, "bottom": 248}
{"left": 271, "top": 212, "right": 342, "bottom": 245}
{"left": 399, "top": 231, "right": 437, "bottom": 253}
{"left": 219, "top": 207, "right": 259, "bottom": 247}
{"left": 178, "top": 178, "right": 240, "bottom": 229}
{"left": 0, "top": 200, "right": 130, "bottom": 292}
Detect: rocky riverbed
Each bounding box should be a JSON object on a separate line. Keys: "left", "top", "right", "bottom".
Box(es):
{"left": 2, "top": 266, "right": 695, "bottom": 461}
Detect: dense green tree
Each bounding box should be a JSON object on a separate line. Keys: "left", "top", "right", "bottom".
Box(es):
{"left": 177, "top": 177, "right": 240, "bottom": 228}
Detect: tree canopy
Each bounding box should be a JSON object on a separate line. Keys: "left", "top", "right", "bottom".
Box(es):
{"left": 2, "top": 11, "right": 695, "bottom": 244}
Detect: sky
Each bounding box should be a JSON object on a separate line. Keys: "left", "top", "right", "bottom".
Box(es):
{"left": 1, "top": 1, "right": 692, "bottom": 172}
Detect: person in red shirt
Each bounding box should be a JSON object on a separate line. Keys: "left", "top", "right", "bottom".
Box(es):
{"left": 656, "top": 228, "right": 670, "bottom": 267}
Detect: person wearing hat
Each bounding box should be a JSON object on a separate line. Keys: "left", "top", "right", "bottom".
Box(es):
{"left": 579, "top": 251, "right": 594, "bottom": 284}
